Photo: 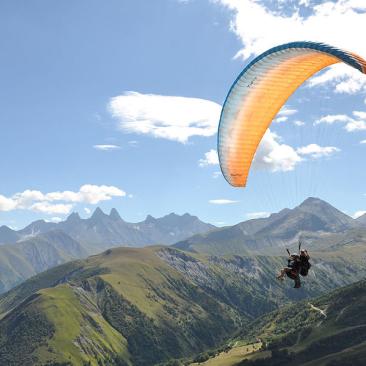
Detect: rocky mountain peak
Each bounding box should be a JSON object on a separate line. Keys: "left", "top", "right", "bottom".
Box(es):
{"left": 66, "top": 212, "right": 81, "bottom": 222}
{"left": 145, "top": 214, "right": 156, "bottom": 224}
{"left": 109, "top": 208, "right": 122, "bottom": 221}
{"left": 298, "top": 197, "right": 329, "bottom": 208}
{"left": 90, "top": 207, "right": 106, "bottom": 220}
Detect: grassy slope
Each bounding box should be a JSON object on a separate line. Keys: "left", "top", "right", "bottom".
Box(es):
{"left": 205, "top": 279, "right": 366, "bottom": 366}
{"left": 37, "top": 284, "right": 131, "bottom": 365}
{"left": 0, "top": 247, "right": 242, "bottom": 365}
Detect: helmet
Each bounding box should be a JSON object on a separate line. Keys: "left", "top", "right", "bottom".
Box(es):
{"left": 292, "top": 253, "right": 299, "bottom": 257}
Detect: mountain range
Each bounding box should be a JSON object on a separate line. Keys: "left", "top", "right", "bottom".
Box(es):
{"left": 175, "top": 197, "right": 366, "bottom": 255}
{"left": 1, "top": 208, "right": 215, "bottom": 249}
{"left": 1, "top": 198, "right": 366, "bottom": 294}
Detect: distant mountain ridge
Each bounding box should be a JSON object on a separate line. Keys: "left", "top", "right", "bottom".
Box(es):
{"left": 0, "top": 208, "right": 216, "bottom": 249}
{"left": 175, "top": 197, "right": 363, "bottom": 255}
{"left": 0, "top": 230, "right": 87, "bottom": 293}
{"left": 0, "top": 209, "right": 215, "bottom": 293}
{"left": 0, "top": 198, "right": 365, "bottom": 294}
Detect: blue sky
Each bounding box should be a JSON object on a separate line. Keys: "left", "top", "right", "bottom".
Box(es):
{"left": 1, "top": 0, "right": 366, "bottom": 229}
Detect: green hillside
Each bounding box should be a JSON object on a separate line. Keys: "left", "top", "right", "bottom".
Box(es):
{"left": 0, "top": 247, "right": 242, "bottom": 365}
{"left": 201, "top": 279, "right": 366, "bottom": 366}
{"left": 2, "top": 244, "right": 366, "bottom": 365}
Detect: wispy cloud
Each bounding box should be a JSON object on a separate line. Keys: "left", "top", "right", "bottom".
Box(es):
{"left": 297, "top": 144, "right": 340, "bottom": 159}
{"left": 215, "top": 0, "right": 366, "bottom": 93}
{"left": 361, "top": 139, "right": 366, "bottom": 144}
{"left": 315, "top": 114, "right": 354, "bottom": 125}
{"left": 278, "top": 106, "right": 298, "bottom": 117}
{"left": 0, "top": 185, "right": 126, "bottom": 214}
{"left": 209, "top": 199, "right": 238, "bottom": 205}
{"left": 274, "top": 116, "right": 288, "bottom": 124}
{"left": 315, "top": 111, "right": 366, "bottom": 132}
{"left": 246, "top": 211, "right": 270, "bottom": 220}
{"left": 109, "top": 91, "right": 221, "bottom": 143}
{"left": 93, "top": 144, "right": 120, "bottom": 151}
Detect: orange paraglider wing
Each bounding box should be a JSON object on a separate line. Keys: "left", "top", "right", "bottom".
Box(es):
{"left": 218, "top": 42, "right": 366, "bottom": 187}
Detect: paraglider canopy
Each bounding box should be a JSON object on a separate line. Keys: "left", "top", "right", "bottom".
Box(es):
{"left": 218, "top": 42, "right": 366, "bottom": 187}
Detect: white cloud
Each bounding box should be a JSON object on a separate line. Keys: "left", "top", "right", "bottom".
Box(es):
{"left": 209, "top": 199, "right": 238, "bottom": 204}
{"left": 30, "top": 202, "right": 73, "bottom": 215}
{"left": 353, "top": 111, "right": 366, "bottom": 119}
{"left": 315, "top": 111, "right": 366, "bottom": 132}
{"left": 252, "top": 130, "right": 302, "bottom": 172}
{"left": 246, "top": 211, "right": 270, "bottom": 220}
{"left": 361, "top": 139, "right": 366, "bottom": 144}
{"left": 74, "top": 185, "right": 125, "bottom": 204}
{"left": 215, "top": 0, "right": 366, "bottom": 92}
{"left": 0, "top": 185, "right": 126, "bottom": 214}
{"left": 44, "top": 185, "right": 125, "bottom": 204}
{"left": 278, "top": 106, "right": 298, "bottom": 117}
{"left": 297, "top": 144, "right": 340, "bottom": 159}
{"left": 93, "top": 144, "right": 120, "bottom": 151}
{"left": 345, "top": 120, "right": 366, "bottom": 132}
{"left": 109, "top": 91, "right": 221, "bottom": 143}
{"left": 274, "top": 116, "right": 288, "bottom": 124}
{"left": 13, "top": 190, "right": 46, "bottom": 208}
{"left": 294, "top": 120, "right": 305, "bottom": 126}
{"left": 308, "top": 64, "right": 366, "bottom": 94}
{"left": 0, "top": 195, "right": 17, "bottom": 211}
{"left": 353, "top": 210, "right": 366, "bottom": 219}
{"left": 314, "top": 114, "right": 353, "bottom": 125}
{"left": 199, "top": 149, "right": 219, "bottom": 167}
{"left": 274, "top": 107, "right": 300, "bottom": 124}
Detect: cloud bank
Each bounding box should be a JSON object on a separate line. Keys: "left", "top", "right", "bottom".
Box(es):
{"left": 216, "top": 0, "right": 366, "bottom": 93}
{"left": 0, "top": 185, "right": 126, "bottom": 214}
{"left": 109, "top": 92, "right": 221, "bottom": 143}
